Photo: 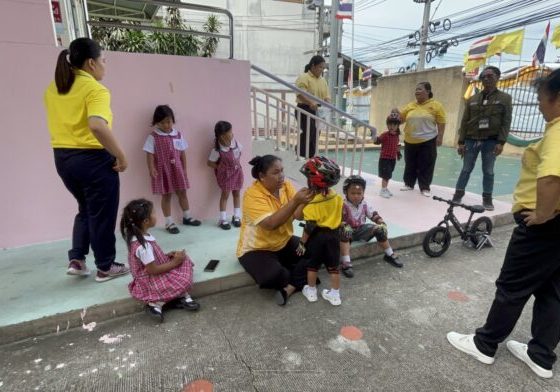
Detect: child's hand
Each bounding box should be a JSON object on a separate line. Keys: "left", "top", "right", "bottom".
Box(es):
{"left": 294, "top": 188, "right": 314, "bottom": 205}
{"left": 150, "top": 168, "right": 158, "bottom": 178}
{"left": 295, "top": 241, "right": 306, "bottom": 256}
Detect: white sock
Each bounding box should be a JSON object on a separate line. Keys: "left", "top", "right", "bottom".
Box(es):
{"left": 148, "top": 301, "right": 164, "bottom": 310}
{"left": 306, "top": 285, "right": 317, "bottom": 292}
{"left": 220, "top": 211, "right": 227, "bottom": 221}
{"left": 329, "top": 288, "right": 340, "bottom": 297}
{"left": 234, "top": 208, "right": 241, "bottom": 218}
{"left": 165, "top": 216, "right": 174, "bottom": 227}
{"left": 184, "top": 293, "right": 193, "bottom": 302}
{"left": 341, "top": 255, "right": 351, "bottom": 263}
{"left": 183, "top": 210, "right": 191, "bottom": 219}
{"left": 385, "top": 247, "right": 393, "bottom": 256}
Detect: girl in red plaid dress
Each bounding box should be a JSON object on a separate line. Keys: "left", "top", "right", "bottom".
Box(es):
{"left": 120, "top": 199, "right": 200, "bottom": 322}
{"left": 207, "top": 121, "right": 244, "bottom": 230}
{"left": 374, "top": 113, "right": 402, "bottom": 198}
{"left": 143, "top": 105, "right": 201, "bottom": 234}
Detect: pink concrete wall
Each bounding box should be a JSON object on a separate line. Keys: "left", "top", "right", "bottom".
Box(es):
{"left": 0, "top": 1, "right": 252, "bottom": 248}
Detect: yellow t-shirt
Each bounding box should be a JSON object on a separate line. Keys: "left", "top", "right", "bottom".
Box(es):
{"left": 302, "top": 190, "right": 343, "bottom": 230}
{"left": 295, "top": 71, "right": 330, "bottom": 104}
{"left": 400, "top": 98, "right": 446, "bottom": 144}
{"left": 512, "top": 117, "right": 560, "bottom": 213}
{"left": 237, "top": 180, "right": 297, "bottom": 258}
{"left": 44, "top": 69, "right": 113, "bottom": 149}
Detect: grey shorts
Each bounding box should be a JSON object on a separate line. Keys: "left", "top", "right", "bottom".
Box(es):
{"left": 349, "top": 224, "right": 388, "bottom": 243}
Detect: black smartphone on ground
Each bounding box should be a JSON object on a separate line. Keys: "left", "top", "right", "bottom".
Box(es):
{"left": 204, "top": 259, "right": 220, "bottom": 272}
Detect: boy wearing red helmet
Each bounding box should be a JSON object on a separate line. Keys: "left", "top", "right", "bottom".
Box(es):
{"left": 294, "top": 156, "right": 344, "bottom": 306}
{"left": 374, "top": 113, "right": 402, "bottom": 198}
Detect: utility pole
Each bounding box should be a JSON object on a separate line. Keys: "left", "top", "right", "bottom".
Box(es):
{"left": 415, "top": 0, "right": 433, "bottom": 72}
{"left": 328, "top": 0, "right": 340, "bottom": 104}
{"left": 317, "top": 2, "right": 324, "bottom": 54}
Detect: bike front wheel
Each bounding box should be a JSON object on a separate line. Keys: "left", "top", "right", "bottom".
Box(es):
{"left": 423, "top": 226, "right": 451, "bottom": 257}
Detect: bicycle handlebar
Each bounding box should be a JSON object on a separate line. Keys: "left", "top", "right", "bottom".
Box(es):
{"left": 432, "top": 195, "right": 470, "bottom": 210}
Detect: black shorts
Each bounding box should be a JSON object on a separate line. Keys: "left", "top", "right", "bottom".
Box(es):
{"left": 304, "top": 228, "right": 340, "bottom": 272}
{"left": 378, "top": 158, "right": 396, "bottom": 180}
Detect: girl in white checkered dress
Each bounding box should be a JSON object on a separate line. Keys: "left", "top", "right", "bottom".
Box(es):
{"left": 207, "top": 121, "right": 244, "bottom": 230}
{"left": 120, "top": 199, "right": 200, "bottom": 322}
{"left": 143, "top": 105, "right": 201, "bottom": 234}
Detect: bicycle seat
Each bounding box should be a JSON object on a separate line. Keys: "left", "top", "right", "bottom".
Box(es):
{"left": 464, "top": 204, "right": 485, "bottom": 213}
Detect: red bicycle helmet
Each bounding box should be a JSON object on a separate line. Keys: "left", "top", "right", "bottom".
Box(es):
{"left": 300, "top": 156, "right": 341, "bottom": 193}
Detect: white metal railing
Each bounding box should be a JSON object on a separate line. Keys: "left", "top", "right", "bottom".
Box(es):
{"left": 250, "top": 65, "right": 377, "bottom": 176}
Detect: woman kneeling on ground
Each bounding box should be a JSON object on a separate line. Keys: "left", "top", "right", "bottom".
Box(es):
{"left": 237, "top": 155, "right": 314, "bottom": 306}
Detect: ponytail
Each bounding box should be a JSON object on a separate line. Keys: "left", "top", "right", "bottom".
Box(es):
{"left": 119, "top": 199, "right": 153, "bottom": 250}
{"left": 54, "top": 49, "right": 74, "bottom": 94}
{"left": 54, "top": 38, "right": 102, "bottom": 94}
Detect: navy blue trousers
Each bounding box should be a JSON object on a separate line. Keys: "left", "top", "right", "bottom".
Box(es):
{"left": 54, "top": 149, "right": 120, "bottom": 271}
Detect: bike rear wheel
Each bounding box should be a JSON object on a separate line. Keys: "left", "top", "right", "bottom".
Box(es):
{"left": 469, "top": 217, "right": 493, "bottom": 247}
{"left": 423, "top": 226, "right": 451, "bottom": 257}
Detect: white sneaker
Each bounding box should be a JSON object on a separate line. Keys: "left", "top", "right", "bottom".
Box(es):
{"left": 507, "top": 340, "right": 553, "bottom": 379}
{"left": 386, "top": 189, "right": 393, "bottom": 196}
{"left": 302, "top": 285, "right": 318, "bottom": 302}
{"left": 421, "top": 190, "right": 432, "bottom": 197}
{"left": 446, "top": 332, "right": 495, "bottom": 365}
{"left": 400, "top": 186, "right": 413, "bottom": 191}
{"left": 379, "top": 188, "right": 391, "bottom": 198}
{"left": 321, "top": 289, "right": 342, "bottom": 306}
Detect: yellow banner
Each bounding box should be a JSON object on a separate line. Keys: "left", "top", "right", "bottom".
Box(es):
{"left": 552, "top": 24, "right": 560, "bottom": 49}
{"left": 487, "top": 29, "right": 525, "bottom": 56}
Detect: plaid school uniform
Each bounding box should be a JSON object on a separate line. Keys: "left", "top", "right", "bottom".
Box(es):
{"left": 215, "top": 140, "right": 243, "bottom": 192}
{"left": 128, "top": 238, "right": 194, "bottom": 302}
{"left": 151, "top": 130, "right": 189, "bottom": 195}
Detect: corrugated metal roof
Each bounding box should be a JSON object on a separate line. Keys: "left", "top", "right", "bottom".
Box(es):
{"left": 87, "top": 0, "right": 160, "bottom": 21}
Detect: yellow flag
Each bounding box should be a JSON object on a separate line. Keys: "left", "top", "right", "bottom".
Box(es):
{"left": 358, "top": 67, "right": 363, "bottom": 80}
{"left": 487, "top": 29, "right": 525, "bottom": 56}
{"left": 552, "top": 24, "right": 560, "bottom": 48}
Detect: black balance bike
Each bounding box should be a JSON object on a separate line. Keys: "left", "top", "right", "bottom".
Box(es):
{"left": 423, "top": 195, "right": 493, "bottom": 257}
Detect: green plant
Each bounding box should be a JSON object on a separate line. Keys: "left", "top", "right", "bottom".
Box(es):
{"left": 200, "top": 15, "right": 221, "bottom": 57}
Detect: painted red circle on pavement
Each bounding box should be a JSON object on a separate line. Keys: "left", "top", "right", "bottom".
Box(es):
{"left": 340, "top": 326, "right": 363, "bottom": 341}
{"left": 448, "top": 290, "right": 470, "bottom": 302}
{"left": 183, "top": 379, "right": 213, "bottom": 392}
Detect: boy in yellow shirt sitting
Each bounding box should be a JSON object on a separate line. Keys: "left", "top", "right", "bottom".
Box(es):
{"left": 295, "top": 156, "right": 344, "bottom": 306}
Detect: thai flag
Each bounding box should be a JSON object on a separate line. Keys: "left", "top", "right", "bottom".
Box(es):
{"left": 336, "top": 0, "right": 353, "bottom": 20}
{"left": 362, "top": 68, "right": 372, "bottom": 80}
{"left": 467, "top": 36, "right": 494, "bottom": 61}
{"left": 532, "top": 22, "right": 550, "bottom": 66}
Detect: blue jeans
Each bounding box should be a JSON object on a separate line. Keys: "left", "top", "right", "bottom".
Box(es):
{"left": 455, "top": 139, "right": 498, "bottom": 195}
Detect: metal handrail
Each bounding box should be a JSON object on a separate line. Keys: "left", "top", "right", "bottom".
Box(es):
{"left": 87, "top": 0, "right": 234, "bottom": 59}
{"left": 251, "top": 64, "right": 377, "bottom": 137}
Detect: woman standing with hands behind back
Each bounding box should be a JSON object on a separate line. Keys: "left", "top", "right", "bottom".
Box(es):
{"left": 44, "top": 38, "right": 129, "bottom": 282}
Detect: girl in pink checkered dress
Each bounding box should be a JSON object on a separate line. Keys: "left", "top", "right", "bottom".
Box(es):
{"left": 143, "top": 105, "right": 201, "bottom": 234}
{"left": 120, "top": 198, "right": 200, "bottom": 322}
{"left": 207, "top": 121, "right": 244, "bottom": 230}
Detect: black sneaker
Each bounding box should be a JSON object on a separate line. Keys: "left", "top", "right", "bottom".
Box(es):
{"left": 482, "top": 198, "right": 494, "bottom": 211}
{"left": 183, "top": 217, "right": 201, "bottom": 226}
{"left": 452, "top": 190, "right": 464, "bottom": 204}
{"left": 145, "top": 303, "right": 164, "bottom": 322}
{"left": 384, "top": 254, "right": 403, "bottom": 268}
{"left": 342, "top": 266, "right": 354, "bottom": 278}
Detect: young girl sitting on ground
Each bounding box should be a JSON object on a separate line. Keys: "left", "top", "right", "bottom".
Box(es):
{"left": 207, "top": 121, "right": 244, "bottom": 230}
{"left": 143, "top": 105, "right": 201, "bottom": 234}
{"left": 340, "top": 175, "right": 402, "bottom": 278}
{"left": 374, "top": 113, "right": 402, "bottom": 198}
{"left": 120, "top": 198, "right": 200, "bottom": 322}
{"left": 295, "top": 156, "right": 344, "bottom": 306}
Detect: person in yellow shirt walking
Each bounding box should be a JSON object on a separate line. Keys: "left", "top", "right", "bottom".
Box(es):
{"left": 44, "top": 38, "right": 129, "bottom": 282}
{"left": 447, "top": 69, "right": 560, "bottom": 379}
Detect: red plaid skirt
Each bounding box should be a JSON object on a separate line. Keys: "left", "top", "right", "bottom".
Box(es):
{"left": 151, "top": 131, "right": 189, "bottom": 194}
{"left": 215, "top": 148, "right": 243, "bottom": 191}
{"left": 128, "top": 239, "right": 194, "bottom": 302}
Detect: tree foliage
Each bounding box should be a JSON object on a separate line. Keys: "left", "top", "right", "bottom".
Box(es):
{"left": 91, "top": 7, "right": 221, "bottom": 57}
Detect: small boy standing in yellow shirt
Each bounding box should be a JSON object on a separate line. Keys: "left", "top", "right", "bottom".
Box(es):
{"left": 294, "top": 156, "right": 343, "bottom": 306}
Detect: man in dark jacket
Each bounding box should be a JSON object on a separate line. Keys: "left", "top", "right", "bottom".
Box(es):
{"left": 452, "top": 66, "right": 513, "bottom": 210}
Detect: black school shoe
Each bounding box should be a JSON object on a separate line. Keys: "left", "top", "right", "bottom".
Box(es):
{"left": 183, "top": 217, "right": 202, "bottom": 226}
{"left": 275, "top": 289, "right": 288, "bottom": 306}
{"left": 167, "top": 297, "right": 200, "bottom": 311}
{"left": 231, "top": 217, "right": 241, "bottom": 228}
{"left": 384, "top": 254, "right": 403, "bottom": 268}
{"left": 145, "top": 304, "right": 164, "bottom": 322}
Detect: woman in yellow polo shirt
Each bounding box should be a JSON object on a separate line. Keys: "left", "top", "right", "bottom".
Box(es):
{"left": 44, "top": 38, "right": 129, "bottom": 282}
{"left": 397, "top": 82, "right": 446, "bottom": 197}
{"left": 237, "top": 155, "right": 313, "bottom": 305}
{"left": 447, "top": 69, "right": 560, "bottom": 379}
{"left": 295, "top": 55, "right": 331, "bottom": 158}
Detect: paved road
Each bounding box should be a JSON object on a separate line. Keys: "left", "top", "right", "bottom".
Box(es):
{"left": 0, "top": 225, "right": 557, "bottom": 392}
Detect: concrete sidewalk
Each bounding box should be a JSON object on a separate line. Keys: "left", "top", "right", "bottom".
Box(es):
{"left": 0, "top": 225, "right": 557, "bottom": 391}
